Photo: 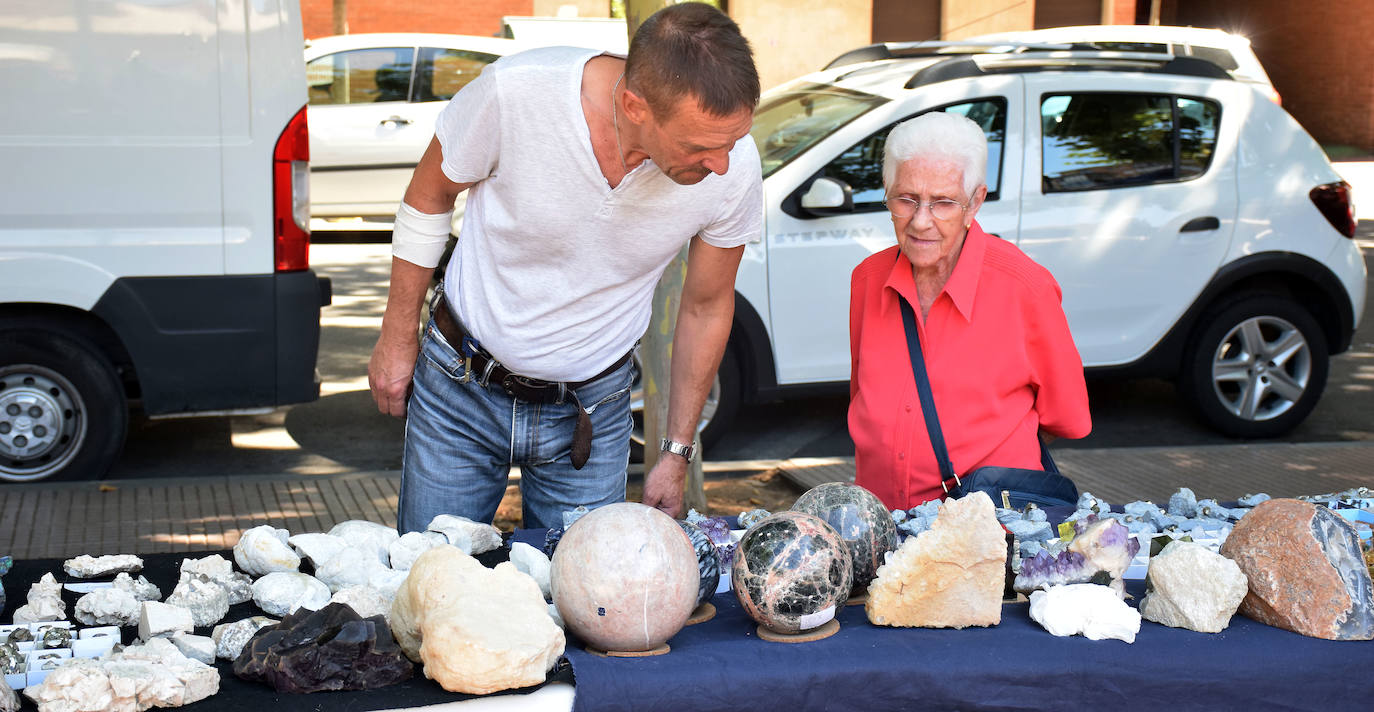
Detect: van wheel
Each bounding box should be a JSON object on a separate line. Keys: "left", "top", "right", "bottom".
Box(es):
{"left": 0, "top": 331, "right": 127, "bottom": 482}
{"left": 1179, "top": 296, "right": 1328, "bottom": 438}
{"left": 629, "top": 346, "right": 741, "bottom": 463}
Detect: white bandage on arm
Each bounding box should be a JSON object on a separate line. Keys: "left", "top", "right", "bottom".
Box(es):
{"left": 391, "top": 201, "right": 454, "bottom": 268}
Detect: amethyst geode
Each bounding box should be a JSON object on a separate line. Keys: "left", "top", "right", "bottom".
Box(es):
{"left": 234, "top": 602, "right": 413, "bottom": 693}
{"left": 1014, "top": 517, "right": 1140, "bottom": 597}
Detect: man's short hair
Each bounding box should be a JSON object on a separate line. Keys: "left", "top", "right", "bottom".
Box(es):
{"left": 624, "top": 2, "right": 760, "bottom": 118}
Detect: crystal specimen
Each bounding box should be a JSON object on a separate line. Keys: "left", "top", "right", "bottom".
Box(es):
{"left": 1219, "top": 498, "right": 1374, "bottom": 640}
{"left": 63, "top": 554, "right": 144, "bottom": 579}
{"left": 866, "top": 491, "right": 1005, "bottom": 629}
{"left": 251, "top": 572, "right": 331, "bottom": 616}
{"left": 111, "top": 572, "right": 163, "bottom": 602}
{"left": 508, "top": 542, "right": 553, "bottom": 600}
{"left": 233, "top": 602, "right": 413, "bottom": 693}
{"left": 425, "top": 515, "right": 501, "bottom": 556}
{"left": 75, "top": 587, "right": 141, "bottom": 626}
{"left": 737, "top": 508, "right": 772, "bottom": 529}
{"left": 685, "top": 509, "right": 736, "bottom": 569}
{"left": 367, "top": 568, "right": 409, "bottom": 600}
{"left": 287, "top": 532, "right": 349, "bottom": 568}
{"left": 1076, "top": 492, "right": 1109, "bottom": 513}
{"left": 387, "top": 531, "right": 447, "bottom": 571}
{"left": 13, "top": 573, "right": 65, "bottom": 624}
{"left": 393, "top": 546, "right": 564, "bottom": 694}
{"left": 1168, "top": 487, "right": 1199, "bottom": 517}
{"left": 792, "top": 482, "right": 899, "bottom": 594}
{"left": 165, "top": 574, "right": 230, "bottom": 627}
{"left": 561, "top": 506, "right": 589, "bottom": 529}
{"left": 542, "top": 526, "right": 564, "bottom": 557}
{"left": 233, "top": 526, "right": 300, "bottom": 576}
{"left": 139, "top": 601, "right": 194, "bottom": 641}
{"left": 1029, "top": 584, "right": 1141, "bottom": 642}
{"left": 211, "top": 616, "right": 277, "bottom": 661}
{"left": 328, "top": 520, "right": 400, "bottom": 566}
{"left": 1015, "top": 517, "right": 1139, "bottom": 597}
{"left": 177, "top": 555, "right": 250, "bottom": 605}
{"left": 24, "top": 637, "right": 218, "bottom": 711}
{"left": 676, "top": 520, "right": 721, "bottom": 608}
{"left": 329, "top": 586, "right": 392, "bottom": 620}
{"left": 314, "top": 547, "right": 388, "bottom": 593}
{"left": 169, "top": 633, "right": 216, "bottom": 664}
{"left": 733, "top": 511, "right": 852, "bottom": 634}
{"left": 551, "top": 503, "right": 697, "bottom": 650}
{"left": 1138, "top": 541, "right": 1248, "bottom": 633}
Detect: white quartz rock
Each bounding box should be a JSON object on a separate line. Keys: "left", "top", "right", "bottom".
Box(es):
{"left": 25, "top": 637, "right": 219, "bottom": 711}
{"left": 329, "top": 586, "right": 392, "bottom": 620}
{"left": 139, "top": 601, "right": 195, "bottom": 641}
{"left": 1029, "top": 584, "right": 1141, "bottom": 643}
{"left": 314, "top": 547, "right": 389, "bottom": 593}
{"left": 211, "top": 616, "right": 277, "bottom": 661}
{"left": 179, "top": 555, "right": 252, "bottom": 605}
{"left": 367, "top": 567, "right": 410, "bottom": 599}
{"left": 14, "top": 573, "right": 65, "bottom": 623}
{"left": 547, "top": 603, "right": 565, "bottom": 629}
{"left": 168, "top": 633, "right": 217, "bottom": 665}
{"left": 251, "top": 571, "right": 331, "bottom": 616}
{"left": 233, "top": 525, "right": 300, "bottom": 576}
{"left": 287, "top": 532, "right": 350, "bottom": 568}
{"left": 111, "top": 572, "right": 162, "bottom": 602}
{"left": 165, "top": 575, "right": 230, "bottom": 627}
{"left": 388, "top": 531, "right": 448, "bottom": 571}
{"left": 327, "top": 520, "right": 398, "bottom": 567}
{"left": 1138, "top": 541, "right": 1249, "bottom": 633}
{"left": 426, "top": 514, "right": 502, "bottom": 556}
{"left": 75, "top": 587, "right": 142, "bottom": 626}
{"left": 509, "top": 542, "right": 552, "bottom": 599}
{"left": 63, "top": 554, "right": 144, "bottom": 579}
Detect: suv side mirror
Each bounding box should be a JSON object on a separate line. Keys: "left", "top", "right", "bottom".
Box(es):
{"left": 799, "top": 177, "right": 854, "bottom": 216}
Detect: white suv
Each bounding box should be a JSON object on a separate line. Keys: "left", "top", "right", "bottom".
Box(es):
{"left": 686, "top": 45, "right": 1364, "bottom": 445}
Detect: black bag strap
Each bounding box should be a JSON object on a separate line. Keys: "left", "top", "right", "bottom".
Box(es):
{"left": 897, "top": 296, "right": 961, "bottom": 493}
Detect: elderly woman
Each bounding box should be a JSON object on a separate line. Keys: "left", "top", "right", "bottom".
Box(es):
{"left": 848, "top": 111, "right": 1091, "bottom": 509}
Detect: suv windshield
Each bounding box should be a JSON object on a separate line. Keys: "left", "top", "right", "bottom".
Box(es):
{"left": 751, "top": 83, "right": 888, "bottom": 178}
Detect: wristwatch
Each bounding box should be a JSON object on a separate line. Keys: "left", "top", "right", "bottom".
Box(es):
{"left": 660, "top": 438, "right": 696, "bottom": 463}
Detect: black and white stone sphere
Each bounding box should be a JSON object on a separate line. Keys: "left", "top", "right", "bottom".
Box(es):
{"left": 732, "top": 511, "right": 853, "bottom": 634}
{"left": 550, "top": 502, "right": 698, "bottom": 652}
{"left": 792, "top": 482, "right": 900, "bottom": 593}
{"left": 677, "top": 520, "right": 721, "bottom": 607}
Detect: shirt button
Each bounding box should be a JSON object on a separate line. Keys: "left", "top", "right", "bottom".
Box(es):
{"left": 898, "top": 452, "right": 905, "bottom": 460}
{"left": 905, "top": 404, "right": 912, "bottom": 412}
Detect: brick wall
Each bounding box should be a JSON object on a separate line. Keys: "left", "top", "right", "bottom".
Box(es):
{"left": 301, "top": 0, "right": 535, "bottom": 40}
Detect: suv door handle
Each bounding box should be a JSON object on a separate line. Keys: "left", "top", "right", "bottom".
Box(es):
{"left": 380, "top": 116, "right": 412, "bottom": 126}
{"left": 1180, "top": 216, "right": 1220, "bottom": 232}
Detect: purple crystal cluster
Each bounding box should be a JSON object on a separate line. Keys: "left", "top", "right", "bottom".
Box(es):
{"left": 686, "top": 510, "right": 736, "bottom": 569}
{"left": 1014, "top": 518, "right": 1140, "bottom": 596}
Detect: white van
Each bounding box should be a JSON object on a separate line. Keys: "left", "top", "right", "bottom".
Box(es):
{"left": 0, "top": 0, "right": 331, "bottom": 482}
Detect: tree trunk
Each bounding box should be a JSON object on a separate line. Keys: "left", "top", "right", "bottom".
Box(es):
{"left": 332, "top": 0, "right": 347, "bottom": 35}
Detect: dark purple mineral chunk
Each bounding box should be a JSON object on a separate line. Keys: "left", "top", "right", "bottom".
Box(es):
{"left": 233, "top": 602, "right": 413, "bottom": 693}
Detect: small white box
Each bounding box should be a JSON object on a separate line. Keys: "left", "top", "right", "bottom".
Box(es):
{"left": 12, "top": 640, "right": 35, "bottom": 654}
{"left": 0, "top": 624, "right": 23, "bottom": 637}
{"left": 29, "top": 621, "right": 74, "bottom": 633}
{"left": 72, "top": 637, "right": 116, "bottom": 659}
{"left": 4, "top": 669, "right": 25, "bottom": 690}
{"left": 27, "top": 648, "right": 72, "bottom": 665}
{"left": 79, "top": 626, "right": 121, "bottom": 641}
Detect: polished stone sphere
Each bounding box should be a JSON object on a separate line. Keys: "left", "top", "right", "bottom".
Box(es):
{"left": 677, "top": 520, "right": 721, "bottom": 607}
{"left": 732, "top": 511, "right": 853, "bottom": 634}
{"left": 550, "top": 502, "right": 698, "bottom": 652}
{"left": 792, "top": 482, "right": 900, "bottom": 594}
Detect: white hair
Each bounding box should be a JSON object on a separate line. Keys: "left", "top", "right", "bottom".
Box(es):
{"left": 882, "top": 111, "right": 987, "bottom": 198}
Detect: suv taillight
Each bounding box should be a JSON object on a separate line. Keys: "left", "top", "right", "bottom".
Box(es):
{"left": 1309, "top": 181, "right": 1356, "bottom": 238}
{"left": 273, "top": 106, "right": 311, "bottom": 271}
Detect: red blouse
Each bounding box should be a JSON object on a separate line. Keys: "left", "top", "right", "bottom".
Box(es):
{"left": 848, "top": 221, "right": 1091, "bottom": 510}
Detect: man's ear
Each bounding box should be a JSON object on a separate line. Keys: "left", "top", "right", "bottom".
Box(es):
{"left": 621, "top": 87, "right": 652, "bottom": 125}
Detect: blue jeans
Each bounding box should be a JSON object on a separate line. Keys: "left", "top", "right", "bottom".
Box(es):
{"left": 398, "top": 319, "right": 634, "bottom": 533}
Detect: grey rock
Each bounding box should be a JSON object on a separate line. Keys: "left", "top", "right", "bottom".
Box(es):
{"left": 62, "top": 554, "right": 144, "bottom": 579}
{"left": 75, "top": 587, "right": 141, "bottom": 626}
{"left": 179, "top": 554, "right": 252, "bottom": 605}
{"left": 169, "top": 633, "right": 217, "bottom": 664}
{"left": 737, "top": 508, "right": 772, "bottom": 529}
{"left": 1025, "top": 507, "right": 1048, "bottom": 523}
{"left": 165, "top": 575, "right": 230, "bottom": 627}
{"left": 1076, "top": 492, "right": 1109, "bottom": 513}
{"left": 1237, "top": 493, "right": 1272, "bottom": 508}
{"left": 111, "top": 572, "right": 162, "bottom": 602}
{"left": 425, "top": 515, "right": 502, "bottom": 556}
{"left": 251, "top": 572, "right": 331, "bottom": 616}
{"left": 233, "top": 525, "right": 300, "bottom": 576}
{"left": 212, "top": 616, "right": 278, "bottom": 661}
{"left": 1005, "top": 519, "right": 1053, "bottom": 543}
{"left": 994, "top": 508, "right": 1022, "bottom": 525}
{"left": 1123, "top": 500, "right": 1162, "bottom": 519}
{"left": 890, "top": 509, "right": 908, "bottom": 524}
{"left": 387, "top": 531, "right": 447, "bottom": 571}
{"left": 1168, "top": 487, "right": 1199, "bottom": 517}
{"left": 327, "top": 520, "right": 399, "bottom": 567}
{"left": 1139, "top": 541, "right": 1248, "bottom": 633}
{"left": 562, "top": 505, "right": 590, "bottom": 529}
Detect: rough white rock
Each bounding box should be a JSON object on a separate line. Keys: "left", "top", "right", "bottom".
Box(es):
{"left": 178, "top": 555, "right": 251, "bottom": 605}
{"left": 13, "top": 573, "right": 65, "bottom": 624}
{"left": 111, "top": 572, "right": 162, "bottom": 602}
{"left": 168, "top": 633, "right": 217, "bottom": 665}
{"left": 387, "top": 531, "right": 447, "bottom": 571}
{"left": 63, "top": 554, "right": 144, "bottom": 579}
{"left": 426, "top": 515, "right": 502, "bottom": 556}
{"left": 329, "top": 586, "right": 392, "bottom": 620}
{"left": 232, "top": 525, "right": 300, "bottom": 576}
{"left": 24, "top": 637, "right": 219, "bottom": 711}
{"left": 165, "top": 575, "right": 230, "bottom": 627}
{"left": 547, "top": 603, "right": 565, "bottom": 629}
{"left": 1029, "top": 584, "right": 1141, "bottom": 643}
{"left": 75, "top": 587, "right": 142, "bottom": 626}
{"left": 287, "top": 532, "right": 350, "bottom": 568}
{"left": 139, "top": 601, "right": 194, "bottom": 642}
{"left": 211, "top": 616, "right": 277, "bottom": 661}
{"left": 509, "top": 542, "right": 552, "bottom": 599}
{"left": 327, "top": 520, "right": 398, "bottom": 567}
{"left": 1138, "top": 541, "right": 1249, "bottom": 633}
{"left": 250, "top": 571, "right": 331, "bottom": 616}
{"left": 0, "top": 670, "right": 18, "bottom": 712}
{"left": 367, "top": 568, "right": 410, "bottom": 599}
{"left": 314, "top": 547, "right": 389, "bottom": 593}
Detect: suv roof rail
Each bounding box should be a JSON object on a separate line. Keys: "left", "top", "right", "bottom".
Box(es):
{"left": 824, "top": 40, "right": 1076, "bottom": 69}
{"left": 901, "top": 52, "right": 1231, "bottom": 89}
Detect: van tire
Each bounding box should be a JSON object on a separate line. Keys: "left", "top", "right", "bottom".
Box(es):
{"left": 0, "top": 330, "right": 127, "bottom": 482}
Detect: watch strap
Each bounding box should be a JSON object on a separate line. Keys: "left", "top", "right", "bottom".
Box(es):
{"left": 660, "top": 438, "right": 695, "bottom": 462}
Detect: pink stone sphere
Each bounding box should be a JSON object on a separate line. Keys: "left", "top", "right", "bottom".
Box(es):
{"left": 550, "top": 502, "right": 699, "bottom": 652}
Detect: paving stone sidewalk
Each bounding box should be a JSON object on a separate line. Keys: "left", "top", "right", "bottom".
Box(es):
{"left": 1, "top": 441, "right": 1372, "bottom": 560}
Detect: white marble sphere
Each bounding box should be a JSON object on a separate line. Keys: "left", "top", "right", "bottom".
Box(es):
{"left": 550, "top": 502, "right": 698, "bottom": 652}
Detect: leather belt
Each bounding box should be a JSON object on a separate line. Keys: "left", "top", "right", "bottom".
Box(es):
{"left": 431, "top": 295, "right": 631, "bottom": 469}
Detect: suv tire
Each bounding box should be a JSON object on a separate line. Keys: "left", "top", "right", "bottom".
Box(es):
{"left": 0, "top": 330, "right": 127, "bottom": 482}
{"left": 1179, "top": 295, "right": 1329, "bottom": 438}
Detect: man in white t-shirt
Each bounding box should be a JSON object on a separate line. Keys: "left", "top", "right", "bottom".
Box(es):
{"left": 368, "top": 2, "right": 762, "bottom": 532}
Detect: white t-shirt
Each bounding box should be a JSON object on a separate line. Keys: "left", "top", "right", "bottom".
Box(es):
{"left": 436, "top": 46, "right": 763, "bottom": 382}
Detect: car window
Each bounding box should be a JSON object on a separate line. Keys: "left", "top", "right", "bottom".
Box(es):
{"left": 415, "top": 47, "right": 500, "bottom": 103}
{"left": 306, "top": 47, "right": 415, "bottom": 106}
{"left": 751, "top": 84, "right": 888, "bottom": 178}
{"left": 815, "top": 98, "right": 1007, "bottom": 211}
{"left": 1041, "top": 93, "right": 1221, "bottom": 193}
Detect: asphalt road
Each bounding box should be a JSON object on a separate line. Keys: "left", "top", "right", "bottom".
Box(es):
{"left": 108, "top": 226, "right": 1374, "bottom": 480}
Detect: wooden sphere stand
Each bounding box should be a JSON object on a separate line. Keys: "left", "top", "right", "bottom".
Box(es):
{"left": 845, "top": 592, "right": 869, "bottom": 606}
{"left": 686, "top": 601, "right": 716, "bottom": 625}
{"left": 757, "top": 618, "right": 840, "bottom": 643}
{"left": 585, "top": 643, "right": 671, "bottom": 658}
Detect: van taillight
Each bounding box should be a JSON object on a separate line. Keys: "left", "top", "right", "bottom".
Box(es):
{"left": 1309, "top": 181, "right": 1356, "bottom": 238}
{"left": 273, "top": 105, "right": 311, "bottom": 271}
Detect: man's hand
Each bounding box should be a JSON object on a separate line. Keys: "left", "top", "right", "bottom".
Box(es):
{"left": 369, "top": 333, "right": 419, "bottom": 417}
{"left": 642, "top": 454, "right": 688, "bottom": 519}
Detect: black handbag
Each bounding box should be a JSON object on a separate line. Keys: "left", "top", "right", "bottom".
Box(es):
{"left": 897, "top": 296, "right": 1079, "bottom": 508}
